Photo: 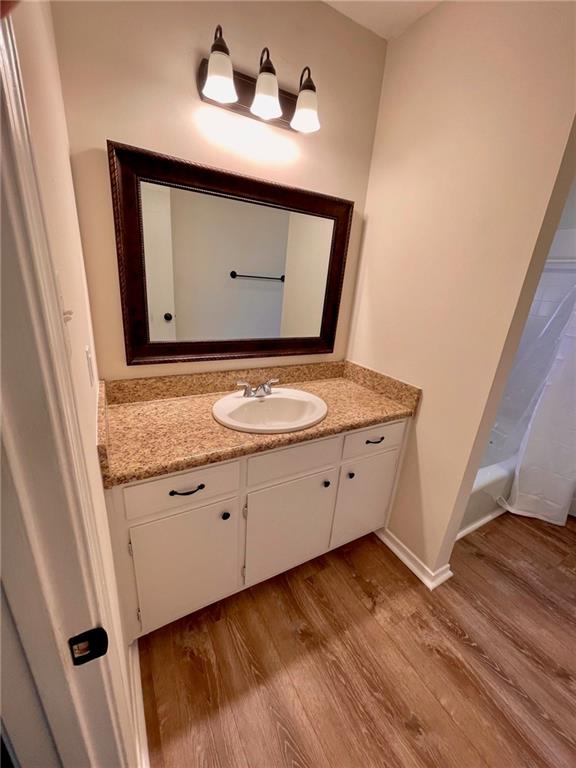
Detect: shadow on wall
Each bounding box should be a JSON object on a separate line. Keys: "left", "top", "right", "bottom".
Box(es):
{"left": 72, "top": 148, "right": 124, "bottom": 367}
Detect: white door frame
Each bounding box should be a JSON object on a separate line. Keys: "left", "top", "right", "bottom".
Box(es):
{"left": 1, "top": 17, "right": 137, "bottom": 767}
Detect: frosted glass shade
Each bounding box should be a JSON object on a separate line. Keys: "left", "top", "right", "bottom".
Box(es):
{"left": 290, "top": 88, "right": 320, "bottom": 133}
{"left": 202, "top": 50, "right": 238, "bottom": 104}
{"left": 250, "top": 71, "right": 282, "bottom": 120}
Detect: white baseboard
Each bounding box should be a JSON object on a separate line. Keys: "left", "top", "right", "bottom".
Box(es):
{"left": 456, "top": 507, "right": 504, "bottom": 540}
{"left": 375, "top": 529, "right": 453, "bottom": 590}
{"left": 129, "top": 641, "right": 150, "bottom": 768}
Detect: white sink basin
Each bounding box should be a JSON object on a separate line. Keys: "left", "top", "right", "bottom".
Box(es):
{"left": 212, "top": 388, "right": 327, "bottom": 434}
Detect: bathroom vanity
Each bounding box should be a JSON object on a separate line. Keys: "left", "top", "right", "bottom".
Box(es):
{"left": 100, "top": 364, "right": 419, "bottom": 641}
{"left": 101, "top": 143, "right": 420, "bottom": 642}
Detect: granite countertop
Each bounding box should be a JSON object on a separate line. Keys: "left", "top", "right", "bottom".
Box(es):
{"left": 99, "top": 362, "right": 421, "bottom": 488}
{"left": 103, "top": 379, "right": 414, "bottom": 488}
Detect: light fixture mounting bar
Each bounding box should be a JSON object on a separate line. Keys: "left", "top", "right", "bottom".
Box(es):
{"left": 197, "top": 58, "right": 298, "bottom": 131}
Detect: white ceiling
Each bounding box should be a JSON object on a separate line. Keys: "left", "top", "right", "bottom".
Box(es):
{"left": 326, "top": 1, "right": 441, "bottom": 40}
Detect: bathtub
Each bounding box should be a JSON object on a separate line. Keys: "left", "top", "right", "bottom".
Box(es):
{"left": 458, "top": 454, "right": 517, "bottom": 539}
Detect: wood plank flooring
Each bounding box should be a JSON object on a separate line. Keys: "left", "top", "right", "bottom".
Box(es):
{"left": 139, "top": 514, "right": 576, "bottom": 767}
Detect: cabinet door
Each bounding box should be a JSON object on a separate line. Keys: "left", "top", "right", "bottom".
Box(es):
{"left": 130, "top": 498, "right": 240, "bottom": 634}
{"left": 245, "top": 469, "right": 338, "bottom": 586}
{"left": 330, "top": 451, "right": 399, "bottom": 549}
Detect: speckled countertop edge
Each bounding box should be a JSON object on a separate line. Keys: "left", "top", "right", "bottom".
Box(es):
{"left": 97, "top": 381, "right": 109, "bottom": 477}
{"left": 98, "top": 362, "right": 421, "bottom": 488}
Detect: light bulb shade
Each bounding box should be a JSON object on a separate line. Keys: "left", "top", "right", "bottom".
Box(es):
{"left": 251, "top": 71, "right": 282, "bottom": 119}
{"left": 202, "top": 49, "right": 238, "bottom": 104}
{"left": 290, "top": 88, "right": 320, "bottom": 133}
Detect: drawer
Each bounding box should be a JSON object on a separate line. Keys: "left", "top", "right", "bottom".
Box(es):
{"left": 343, "top": 420, "right": 406, "bottom": 460}
{"left": 247, "top": 436, "right": 342, "bottom": 487}
{"left": 123, "top": 461, "right": 240, "bottom": 520}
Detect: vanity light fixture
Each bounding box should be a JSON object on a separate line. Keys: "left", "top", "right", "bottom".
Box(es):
{"left": 250, "top": 48, "right": 282, "bottom": 120}
{"left": 290, "top": 67, "right": 320, "bottom": 133}
{"left": 197, "top": 29, "right": 319, "bottom": 133}
{"left": 201, "top": 25, "right": 238, "bottom": 104}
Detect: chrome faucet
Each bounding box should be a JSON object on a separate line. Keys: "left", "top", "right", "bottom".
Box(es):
{"left": 236, "top": 378, "right": 279, "bottom": 398}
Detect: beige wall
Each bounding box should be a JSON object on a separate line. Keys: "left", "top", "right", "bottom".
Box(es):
{"left": 50, "top": 0, "right": 386, "bottom": 379}
{"left": 348, "top": 1, "right": 575, "bottom": 571}
{"left": 12, "top": 2, "right": 99, "bottom": 427}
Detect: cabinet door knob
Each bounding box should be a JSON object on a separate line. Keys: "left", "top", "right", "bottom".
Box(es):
{"left": 348, "top": 472, "right": 356, "bottom": 479}
{"left": 164, "top": 312, "right": 173, "bottom": 322}
{"left": 221, "top": 511, "right": 231, "bottom": 520}
{"left": 323, "top": 480, "right": 331, "bottom": 488}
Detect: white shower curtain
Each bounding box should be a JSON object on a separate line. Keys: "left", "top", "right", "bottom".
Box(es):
{"left": 499, "top": 287, "right": 576, "bottom": 525}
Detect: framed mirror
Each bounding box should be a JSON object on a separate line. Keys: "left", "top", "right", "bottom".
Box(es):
{"left": 108, "top": 141, "right": 354, "bottom": 364}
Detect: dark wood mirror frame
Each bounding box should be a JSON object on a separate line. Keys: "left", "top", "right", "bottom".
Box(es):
{"left": 107, "top": 140, "right": 354, "bottom": 365}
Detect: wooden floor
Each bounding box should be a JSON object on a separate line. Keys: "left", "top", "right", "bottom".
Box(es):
{"left": 140, "top": 513, "right": 576, "bottom": 767}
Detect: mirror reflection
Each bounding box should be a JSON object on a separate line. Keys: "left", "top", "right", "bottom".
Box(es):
{"left": 140, "top": 181, "right": 335, "bottom": 342}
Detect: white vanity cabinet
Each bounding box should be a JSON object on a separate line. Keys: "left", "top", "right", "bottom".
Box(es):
{"left": 106, "top": 419, "right": 409, "bottom": 640}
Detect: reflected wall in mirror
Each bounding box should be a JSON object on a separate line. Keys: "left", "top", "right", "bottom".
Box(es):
{"left": 108, "top": 141, "right": 353, "bottom": 364}
{"left": 141, "top": 182, "right": 334, "bottom": 342}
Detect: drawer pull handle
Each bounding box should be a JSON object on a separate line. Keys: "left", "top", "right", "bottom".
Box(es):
{"left": 221, "top": 511, "right": 231, "bottom": 520}
{"left": 169, "top": 483, "right": 206, "bottom": 497}
{"left": 366, "top": 437, "right": 385, "bottom": 445}
{"left": 348, "top": 472, "right": 356, "bottom": 479}
{"left": 323, "top": 480, "right": 331, "bottom": 488}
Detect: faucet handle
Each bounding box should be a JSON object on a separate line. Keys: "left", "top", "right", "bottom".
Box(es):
{"left": 236, "top": 381, "right": 253, "bottom": 397}
{"left": 258, "top": 378, "right": 279, "bottom": 396}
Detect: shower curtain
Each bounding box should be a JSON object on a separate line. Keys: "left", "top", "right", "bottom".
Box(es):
{"left": 499, "top": 286, "right": 576, "bottom": 525}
